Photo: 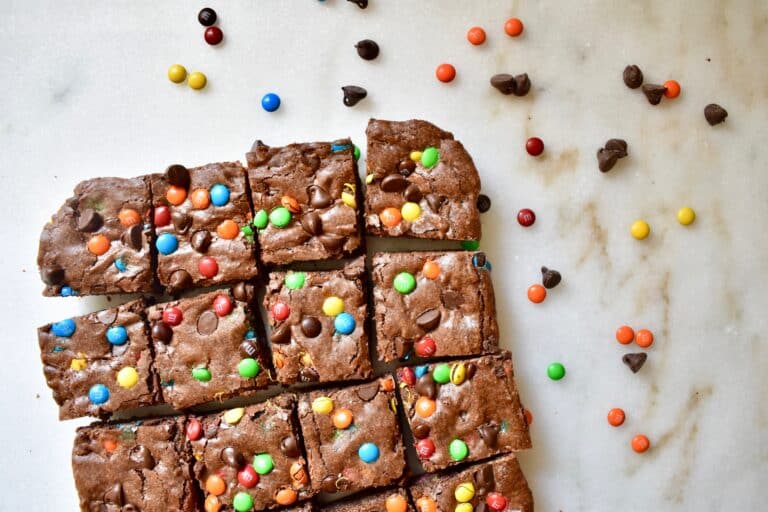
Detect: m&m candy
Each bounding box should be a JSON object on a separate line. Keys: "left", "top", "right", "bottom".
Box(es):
{"left": 198, "top": 257, "right": 219, "bottom": 278}
{"left": 186, "top": 419, "right": 202, "bottom": 440}
{"left": 467, "top": 26, "right": 487, "bottom": 45}
{"left": 117, "top": 367, "right": 139, "bottom": 388}
{"left": 238, "top": 465, "right": 259, "bottom": 487}
{"left": 269, "top": 206, "right": 292, "bottom": 228}
{"left": 607, "top": 407, "right": 625, "bottom": 426}
{"left": 238, "top": 358, "right": 261, "bottom": 378}
{"left": 262, "top": 92, "right": 281, "bottom": 112}
{"left": 192, "top": 367, "right": 212, "bottom": 382}
{"left": 271, "top": 302, "right": 291, "bottom": 321}
{"left": 204, "top": 26, "right": 223, "bottom": 45}
{"left": 677, "top": 206, "right": 696, "bottom": 225}
{"left": 332, "top": 408, "right": 354, "bottom": 429}
{"left": 167, "top": 64, "right": 187, "bottom": 84}
{"left": 358, "top": 442, "right": 380, "bottom": 463}
{"left": 312, "top": 396, "right": 334, "bottom": 414}
{"left": 232, "top": 492, "right": 253, "bottom": 512}
{"left": 631, "top": 434, "right": 650, "bottom": 453}
{"left": 253, "top": 453, "right": 275, "bottom": 474}
{"left": 209, "top": 184, "right": 230, "bottom": 206}
{"left": 393, "top": 272, "right": 416, "bottom": 294}
{"left": 455, "top": 482, "right": 475, "bottom": 502}
{"left": 435, "top": 63, "right": 456, "bottom": 83}
{"left": 631, "top": 219, "right": 650, "bottom": 240}
{"left": 223, "top": 407, "right": 245, "bottom": 425}
{"left": 163, "top": 306, "right": 183, "bottom": 326}
{"left": 284, "top": 272, "right": 305, "bottom": 289}
{"left": 547, "top": 362, "right": 566, "bottom": 380}
{"left": 188, "top": 71, "right": 207, "bottom": 90}
{"left": 322, "top": 296, "right": 345, "bottom": 317}
{"left": 504, "top": 17, "right": 524, "bottom": 37}
{"left": 432, "top": 363, "right": 451, "bottom": 384}
{"left": 156, "top": 233, "right": 179, "bottom": 255}
{"left": 385, "top": 494, "right": 409, "bottom": 512}
{"left": 51, "top": 318, "right": 76, "bottom": 337}
{"left": 527, "top": 284, "right": 546, "bottom": 303}
{"left": 526, "top": 137, "right": 544, "bottom": 156}
{"left": 88, "top": 384, "right": 110, "bottom": 405}
{"left": 415, "top": 336, "right": 437, "bottom": 357}
{"left": 421, "top": 147, "right": 440, "bottom": 168}
{"left": 416, "top": 438, "right": 436, "bottom": 459}
{"left": 334, "top": 312, "right": 356, "bottom": 335}
{"left": 449, "top": 438, "right": 469, "bottom": 461}
{"left": 213, "top": 294, "right": 233, "bottom": 316}
{"left": 106, "top": 325, "right": 128, "bottom": 345}
{"left": 486, "top": 492, "right": 508, "bottom": 511}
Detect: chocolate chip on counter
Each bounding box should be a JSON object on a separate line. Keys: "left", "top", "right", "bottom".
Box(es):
{"left": 416, "top": 309, "right": 441, "bottom": 331}
{"left": 490, "top": 74, "right": 516, "bottom": 95}
{"left": 168, "top": 269, "right": 192, "bottom": 293}
{"left": 41, "top": 265, "right": 65, "bottom": 285}
{"left": 541, "top": 266, "right": 562, "bottom": 289}
{"left": 299, "top": 367, "right": 320, "bottom": 382}
{"left": 77, "top": 209, "right": 103, "bottom": 232}
{"left": 347, "top": 0, "right": 368, "bottom": 8}
{"left": 308, "top": 185, "right": 332, "bottom": 209}
{"left": 239, "top": 339, "right": 260, "bottom": 358}
{"left": 232, "top": 282, "right": 255, "bottom": 303}
{"left": 300, "top": 211, "right": 323, "bottom": 236}
{"left": 356, "top": 381, "right": 380, "bottom": 401}
{"left": 270, "top": 323, "right": 291, "bottom": 345}
{"left": 165, "top": 164, "right": 190, "bottom": 188}
{"left": 341, "top": 85, "right": 367, "bottom": 107}
{"left": 190, "top": 230, "right": 212, "bottom": 253}
{"left": 280, "top": 435, "right": 300, "bottom": 458}
{"left": 605, "top": 138, "right": 628, "bottom": 158}
{"left": 513, "top": 73, "right": 531, "bottom": 96}
{"left": 122, "top": 225, "right": 144, "bottom": 250}
{"left": 355, "top": 39, "right": 379, "bottom": 60}
{"left": 623, "top": 64, "right": 644, "bottom": 89}
{"left": 220, "top": 447, "right": 245, "bottom": 468}
{"left": 151, "top": 322, "right": 173, "bottom": 343}
{"left": 415, "top": 374, "right": 438, "bottom": 400}
{"left": 301, "top": 316, "right": 322, "bottom": 338}
{"left": 477, "top": 194, "right": 491, "bottom": 213}
{"left": 380, "top": 174, "right": 409, "bottom": 193}
{"left": 404, "top": 184, "right": 423, "bottom": 203}
{"left": 197, "top": 310, "right": 218, "bottom": 335}
{"left": 412, "top": 423, "right": 431, "bottom": 439}
{"left": 597, "top": 148, "right": 622, "bottom": 173}
{"left": 704, "top": 103, "right": 728, "bottom": 125}
{"left": 622, "top": 352, "right": 647, "bottom": 373}
{"left": 642, "top": 83, "right": 666, "bottom": 105}
{"left": 478, "top": 422, "right": 500, "bottom": 448}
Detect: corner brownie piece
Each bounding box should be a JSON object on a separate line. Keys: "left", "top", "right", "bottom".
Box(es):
{"left": 297, "top": 377, "right": 407, "bottom": 494}
{"left": 150, "top": 162, "right": 257, "bottom": 293}
{"left": 246, "top": 140, "right": 362, "bottom": 265}
{"left": 264, "top": 256, "right": 372, "bottom": 384}
{"left": 187, "top": 395, "right": 314, "bottom": 511}
{"left": 38, "top": 298, "right": 159, "bottom": 420}
{"left": 396, "top": 352, "right": 531, "bottom": 472}
{"left": 38, "top": 176, "right": 153, "bottom": 296}
{"left": 147, "top": 284, "right": 271, "bottom": 409}
{"left": 372, "top": 251, "right": 499, "bottom": 362}
{"left": 365, "top": 119, "right": 482, "bottom": 240}
{"left": 408, "top": 454, "right": 533, "bottom": 512}
{"left": 72, "top": 417, "right": 198, "bottom": 512}
{"left": 323, "top": 488, "right": 413, "bottom": 512}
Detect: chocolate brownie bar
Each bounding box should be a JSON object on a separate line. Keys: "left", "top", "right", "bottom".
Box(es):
{"left": 38, "top": 176, "right": 153, "bottom": 296}
{"left": 246, "top": 140, "right": 362, "bottom": 265}
{"left": 408, "top": 454, "right": 533, "bottom": 512}
{"left": 371, "top": 251, "right": 499, "bottom": 362}
{"left": 297, "top": 377, "right": 407, "bottom": 494}
{"left": 187, "top": 395, "right": 314, "bottom": 511}
{"left": 323, "top": 488, "right": 413, "bottom": 512}
{"left": 150, "top": 162, "right": 257, "bottom": 293}
{"left": 147, "top": 284, "right": 271, "bottom": 409}
{"left": 365, "top": 119, "right": 482, "bottom": 240}
{"left": 38, "top": 298, "right": 159, "bottom": 420}
{"left": 72, "top": 417, "right": 198, "bottom": 512}
{"left": 264, "top": 256, "right": 372, "bottom": 384}
{"left": 396, "top": 352, "right": 531, "bottom": 472}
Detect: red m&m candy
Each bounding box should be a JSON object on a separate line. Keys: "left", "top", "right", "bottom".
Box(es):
{"left": 526, "top": 137, "right": 544, "bottom": 156}
{"left": 486, "top": 492, "right": 508, "bottom": 511}
{"left": 213, "top": 294, "right": 232, "bottom": 317}
{"left": 237, "top": 465, "right": 259, "bottom": 488}
{"left": 272, "top": 302, "right": 291, "bottom": 321}
{"left": 186, "top": 418, "right": 202, "bottom": 440}
{"left": 415, "top": 439, "right": 435, "bottom": 459}
{"left": 163, "top": 306, "right": 184, "bottom": 326}
{"left": 398, "top": 367, "right": 416, "bottom": 386}
{"left": 204, "top": 26, "right": 223, "bottom": 45}
{"left": 415, "top": 336, "right": 437, "bottom": 357}
{"left": 154, "top": 205, "right": 171, "bottom": 227}
{"left": 517, "top": 208, "right": 536, "bottom": 227}
{"left": 198, "top": 257, "right": 219, "bottom": 278}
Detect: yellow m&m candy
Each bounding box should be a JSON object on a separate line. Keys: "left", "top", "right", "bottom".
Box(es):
{"left": 322, "top": 296, "right": 345, "bottom": 317}
{"left": 117, "top": 367, "right": 139, "bottom": 388}
{"left": 188, "top": 71, "right": 207, "bottom": 90}
{"left": 630, "top": 219, "right": 650, "bottom": 240}
{"left": 312, "top": 396, "right": 334, "bottom": 415}
{"left": 401, "top": 202, "right": 421, "bottom": 222}
{"left": 167, "top": 64, "right": 187, "bottom": 84}
{"left": 454, "top": 482, "right": 475, "bottom": 502}
{"left": 677, "top": 206, "right": 696, "bottom": 225}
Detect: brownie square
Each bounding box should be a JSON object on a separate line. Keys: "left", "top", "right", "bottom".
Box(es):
{"left": 264, "top": 256, "right": 373, "bottom": 385}
{"left": 147, "top": 284, "right": 271, "bottom": 409}
{"left": 408, "top": 454, "right": 533, "bottom": 512}
{"left": 187, "top": 395, "right": 314, "bottom": 511}
{"left": 365, "top": 119, "right": 482, "bottom": 240}
{"left": 323, "top": 488, "right": 413, "bottom": 512}
{"left": 396, "top": 352, "right": 531, "bottom": 472}
{"left": 246, "top": 139, "right": 363, "bottom": 265}
{"left": 38, "top": 298, "right": 159, "bottom": 420}
{"left": 371, "top": 251, "right": 499, "bottom": 362}
{"left": 150, "top": 162, "right": 257, "bottom": 293}
{"left": 72, "top": 417, "right": 198, "bottom": 512}
{"left": 38, "top": 176, "right": 153, "bottom": 296}
{"left": 297, "top": 377, "right": 407, "bottom": 494}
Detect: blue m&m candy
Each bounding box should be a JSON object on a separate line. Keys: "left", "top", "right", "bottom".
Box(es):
{"left": 156, "top": 233, "right": 179, "bottom": 255}
{"left": 414, "top": 365, "right": 429, "bottom": 378}
{"left": 262, "top": 93, "right": 281, "bottom": 112}
{"left": 358, "top": 442, "right": 379, "bottom": 463}
{"left": 334, "top": 312, "right": 356, "bottom": 335}
{"left": 51, "top": 319, "right": 76, "bottom": 337}
{"left": 60, "top": 286, "right": 74, "bottom": 297}
{"left": 210, "top": 184, "right": 230, "bottom": 206}
{"left": 114, "top": 258, "right": 127, "bottom": 272}
{"left": 106, "top": 326, "right": 128, "bottom": 345}
{"left": 88, "top": 384, "right": 110, "bottom": 405}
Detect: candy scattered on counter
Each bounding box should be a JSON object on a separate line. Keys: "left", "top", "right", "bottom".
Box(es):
{"left": 476, "top": 194, "right": 491, "bottom": 213}
{"left": 704, "top": 103, "right": 728, "bottom": 125}
{"left": 622, "top": 352, "right": 647, "bottom": 373}
{"left": 355, "top": 39, "right": 379, "bottom": 60}
{"left": 504, "top": 17, "right": 524, "bottom": 37}
{"left": 630, "top": 219, "right": 650, "bottom": 240}
{"left": 342, "top": 85, "right": 367, "bottom": 106}
{"left": 167, "top": 64, "right": 187, "bottom": 84}
{"left": 642, "top": 83, "right": 667, "bottom": 105}
{"left": 490, "top": 73, "right": 531, "bottom": 96}
{"left": 677, "top": 206, "right": 696, "bottom": 225}
{"left": 525, "top": 136, "right": 544, "bottom": 156}
{"left": 527, "top": 284, "right": 546, "bottom": 304}
{"left": 517, "top": 208, "right": 536, "bottom": 227}
{"left": 204, "top": 26, "right": 223, "bottom": 45}
{"left": 541, "top": 266, "right": 561, "bottom": 289}
{"left": 547, "top": 362, "right": 566, "bottom": 381}
{"left": 616, "top": 325, "right": 635, "bottom": 345}
{"left": 631, "top": 434, "right": 650, "bottom": 453}
{"left": 635, "top": 328, "right": 654, "bottom": 348}
{"left": 188, "top": 71, "right": 207, "bottom": 90}
{"left": 467, "top": 26, "right": 487, "bottom": 45}
{"left": 663, "top": 79, "right": 681, "bottom": 99}
{"left": 436, "top": 63, "right": 456, "bottom": 83}
{"left": 197, "top": 7, "right": 217, "bottom": 26}
{"left": 607, "top": 408, "right": 626, "bottom": 427}
{"left": 597, "top": 138, "right": 628, "bottom": 172}
{"left": 623, "top": 64, "right": 644, "bottom": 89}
{"left": 261, "top": 92, "right": 281, "bottom": 112}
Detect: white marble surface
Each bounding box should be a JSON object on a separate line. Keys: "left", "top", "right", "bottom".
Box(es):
{"left": 1, "top": 0, "right": 767, "bottom": 510}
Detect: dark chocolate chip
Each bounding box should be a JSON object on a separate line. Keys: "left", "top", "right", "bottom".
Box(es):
{"left": 415, "top": 374, "right": 437, "bottom": 400}
{"left": 151, "top": 322, "right": 173, "bottom": 343}
{"left": 299, "top": 367, "right": 320, "bottom": 382}
{"left": 220, "top": 446, "right": 245, "bottom": 468}
{"left": 197, "top": 310, "right": 218, "bottom": 335}
{"left": 232, "top": 282, "right": 255, "bottom": 303}
{"left": 622, "top": 352, "right": 647, "bottom": 373}
{"left": 240, "top": 339, "right": 260, "bottom": 358}
{"left": 321, "top": 475, "right": 340, "bottom": 494}
{"left": 318, "top": 234, "right": 345, "bottom": 252}
{"left": 466, "top": 363, "right": 477, "bottom": 380}
{"left": 642, "top": 84, "right": 666, "bottom": 105}
{"left": 347, "top": 0, "right": 368, "bottom": 8}
{"left": 77, "top": 209, "right": 103, "bottom": 232}
{"left": 190, "top": 230, "right": 212, "bottom": 253}
{"left": 301, "top": 316, "right": 322, "bottom": 338}
{"left": 605, "top": 138, "right": 628, "bottom": 157}
{"left": 704, "top": 103, "right": 728, "bottom": 125}
{"left": 104, "top": 483, "right": 123, "bottom": 505}
{"left": 40, "top": 265, "right": 65, "bottom": 285}
{"left": 623, "top": 64, "right": 644, "bottom": 89}
{"left": 270, "top": 323, "right": 291, "bottom": 345}
{"left": 398, "top": 159, "right": 416, "bottom": 176}
{"left": 477, "top": 194, "right": 491, "bottom": 213}
{"left": 411, "top": 423, "right": 431, "bottom": 439}
{"left": 425, "top": 193, "right": 444, "bottom": 212}
{"left": 172, "top": 212, "right": 192, "bottom": 234}
{"left": 165, "top": 164, "right": 190, "bottom": 189}
{"left": 342, "top": 85, "right": 367, "bottom": 107}
{"left": 396, "top": 339, "right": 413, "bottom": 359}
{"left": 356, "top": 381, "right": 380, "bottom": 401}
{"left": 381, "top": 174, "right": 409, "bottom": 193}
{"left": 475, "top": 463, "right": 495, "bottom": 494}
{"left": 404, "top": 184, "right": 423, "bottom": 203}
{"left": 490, "top": 74, "right": 516, "bottom": 95}
{"left": 416, "top": 309, "right": 441, "bottom": 332}
{"left": 308, "top": 185, "right": 333, "bottom": 209}
{"left": 513, "top": 73, "right": 531, "bottom": 96}
{"left": 122, "top": 225, "right": 143, "bottom": 250}
{"left": 478, "top": 422, "right": 500, "bottom": 448}
{"left": 301, "top": 211, "right": 323, "bottom": 236}
{"left": 355, "top": 39, "right": 379, "bottom": 60}
{"left": 280, "top": 435, "right": 300, "bottom": 458}
{"left": 129, "top": 445, "right": 154, "bottom": 469}
{"left": 541, "top": 266, "right": 562, "bottom": 289}
{"left": 97, "top": 308, "right": 118, "bottom": 325}
{"left": 597, "top": 148, "right": 622, "bottom": 173}
{"left": 443, "top": 290, "right": 463, "bottom": 309}
{"left": 168, "top": 269, "right": 192, "bottom": 292}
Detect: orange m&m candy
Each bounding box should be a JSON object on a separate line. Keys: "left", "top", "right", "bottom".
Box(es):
{"left": 415, "top": 397, "right": 437, "bottom": 418}
{"left": 204, "top": 495, "right": 221, "bottom": 512}
{"left": 274, "top": 487, "right": 298, "bottom": 506}
{"left": 87, "top": 234, "right": 110, "bottom": 256}
{"left": 332, "top": 408, "right": 354, "bottom": 430}
{"left": 385, "top": 493, "right": 408, "bottom": 512}
{"left": 118, "top": 208, "right": 141, "bottom": 227}
{"left": 616, "top": 325, "right": 635, "bottom": 345}
{"left": 205, "top": 474, "right": 226, "bottom": 496}
{"left": 467, "top": 26, "right": 486, "bottom": 45}
{"left": 190, "top": 188, "right": 211, "bottom": 209}
{"left": 504, "top": 17, "right": 524, "bottom": 37}
{"left": 422, "top": 260, "right": 440, "bottom": 279}
{"left": 527, "top": 284, "right": 546, "bottom": 303}
{"left": 631, "top": 434, "right": 650, "bottom": 453}
{"left": 217, "top": 220, "right": 239, "bottom": 240}
{"left": 435, "top": 63, "right": 456, "bottom": 83}
{"left": 416, "top": 497, "right": 437, "bottom": 512}
{"left": 524, "top": 408, "right": 533, "bottom": 425}
{"left": 607, "top": 408, "right": 625, "bottom": 427}
{"left": 380, "top": 207, "right": 402, "bottom": 228}
{"left": 166, "top": 185, "right": 187, "bottom": 206}
{"left": 636, "top": 329, "right": 654, "bottom": 348}
{"left": 103, "top": 439, "right": 118, "bottom": 452}
{"left": 663, "top": 80, "right": 681, "bottom": 99}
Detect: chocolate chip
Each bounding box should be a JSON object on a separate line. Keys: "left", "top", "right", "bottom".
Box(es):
{"left": 597, "top": 148, "right": 622, "bottom": 173}
{"left": 704, "top": 103, "right": 728, "bottom": 125}
{"left": 347, "top": 0, "right": 368, "bottom": 8}
{"left": 381, "top": 173, "right": 409, "bottom": 193}
{"left": 513, "top": 73, "right": 531, "bottom": 96}
{"left": 280, "top": 435, "right": 300, "bottom": 458}
{"left": 404, "top": 184, "right": 423, "bottom": 203}
{"left": 622, "top": 352, "right": 647, "bottom": 373}
{"left": 318, "top": 234, "right": 345, "bottom": 252}
{"left": 240, "top": 339, "right": 260, "bottom": 358}
{"left": 97, "top": 308, "right": 118, "bottom": 325}
{"left": 301, "top": 211, "right": 323, "bottom": 236}
{"left": 355, "top": 39, "right": 379, "bottom": 60}
{"left": 415, "top": 374, "right": 437, "bottom": 400}
{"left": 623, "top": 64, "right": 644, "bottom": 89}
{"left": 475, "top": 504, "right": 488, "bottom": 512}
{"left": 412, "top": 423, "right": 431, "bottom": 439}
{"left": 642, "top": 84, "right": 666, "bottom": 105}
{"left": 475, "top": 463, "right": 495, "bottom": 492}
{"left": 129, "top": 445, "right": 154, "bottom": 469}
{"left": 151, "top": 322, "right": 173, "bottom": 343}
{"left": 605, "top": 138, "right": 628, "bottom": 157}
{"left": 398, "top": 159, "right": 416, "bottom": 176}
{"left": 172, "top": 212, "right": 192, "bottom": 234}
{"left": 541, "top": 266, "right": 562, "bottom": 289}
{"left": 465, "top": 363, "right": 477, "bottom": 380}
{"left": 396, "top": 339, "right": 413, "bottom": 359}
{"left": 308, "top": 185, "right": 332, "bottom": 209}
{"left": 41, "top": 265, "right": 65, "bottom": 285}
{"left": 301, "top": 316, "right": 322, "bottom": 338}
{"left": 490, "top": 74, "right": 516, "bottom": 95}
{"left": 197, "top": 310, "right": 218, "bottom": 335}
{"left": 321, "top": 475, "right": 340, "bottom": 493}
{"left": 165, "top": 164, "right": 190, "bottom": 189}
{"left": 425, "top": 193, "right": 444, "bottom": 212}
{"left": 121, "top": 225, "right": 143, "bottom": 251}
{"left": 77, "top": 209, "right": 103, "bottom": 232}
{"left": 478, "top": 422, "right": 500, "bottom": 448}
{"left": 416, "top": 309, "right": 441, "bottom": 332}
{"left": 232, "top": 283, "right": 255, "bottom": 303}
{"left": 342, "top": 85, "right": 367, "bottom": 107}
{"left": 123, "top": 504, "right": 139, "bottom": 512}
{"left": 190, "top": 230, "right": 211, "bottom": 253}
{"left": 220, "top": 446, "right": 245, "bottom": 468}
{"left": 168, "top": 270, "right": 192, "bottom": 293}
{"left": 477, "top": 194, "right": 491, "bottom": 213}
{"left": 443, "top": 290, "right": 463, "bottom": 309}
{"left": 356, "top": 381, "right": 380, "bottom": 401}
{"left": 270, "top": 323, "right": 291, "bottom": 344}
{"left": 104, "top": 483, "right": 123, "bottom": 505}
{"left": 299, "top": 367, "right": 320, "bottom": 382}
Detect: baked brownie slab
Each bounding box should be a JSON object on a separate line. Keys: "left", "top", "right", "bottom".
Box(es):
{"left": 246, "top": 140, "right": 362, "bottom": 265}
{"left": 297, "top": 377, "right": 407, "bottom": 494}
{"left": 148, "top": 284, "right": 271, "bottom": 409}
{"left": 38, "top": 176, "right": 153, "bottom": 296}
{"left": 396, "top": 352, "right": 531, "bottom": 472}
{"left": 151, "top": 162, "right": 257, "bottom": 293}
{"left": 365, "top": 119, "right": 482, "bottom": 240}
{"left": 408, "top": 454, "right": 533, "bottom": 512}
{"left": 187, "top": 395, "right": 314, "bottom": 511}
{"left": 264, "top": 256, "right": 372, "bottom": 384}
{"left": 322, "top": 488, "right": 413, "bottom": 512}
{"left": 38, "top": 298, "right": 159, "bottom": 420}
{"left": 372, "top": 251, "right": 499, "bottom": 362}
{"left": 72, "top": 417, "right": 198, "bottom": 512}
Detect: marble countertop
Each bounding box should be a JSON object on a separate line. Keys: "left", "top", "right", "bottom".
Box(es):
{"left": 1, "top": 1, "right": 766, "bottom": 510}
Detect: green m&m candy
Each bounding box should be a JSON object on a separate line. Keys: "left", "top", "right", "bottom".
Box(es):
{"left": 449, "top": 438, "right": 469, "bottom": 461}
{"left": 421, "top": 147, "right": 439, "bottom": 168}
{"left": 238, "top": 358, "right": 261, "bottom": 378}
{"left": 253, "top": 453, "right": 274, "bottom": 475}
{"left": 191, "top": 367, "right": 212, "bottom": 382}
{"left": 269, "top": 206, "right": 292, "bottom": 228}
{"left": 233, "top": 491, "right": 254, "bottom": 512}
{"left": 354, "top": 145, "right": 361, "bottom": 161}
{"left": 432, "top": 363, "right": 451, "bottom": 384}
{"left": 393, "top": 272, "right": 416, "bottom": 294}
{"left": 547, "top": 362, "right": 566, "bottom": 381}
{"left": 253, "top": 209, "right": 268, "bottom": 229}
{"left": 285, "top": 272, "right": 306, "bottom": 290}
{"left": 460, "top": 240, "right": 480, "bottom": 250}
